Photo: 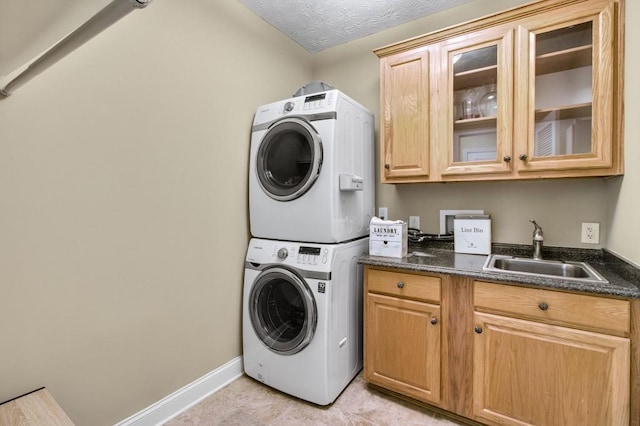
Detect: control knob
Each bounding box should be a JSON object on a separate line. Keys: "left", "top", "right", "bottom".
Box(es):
{"left": 277, "top": 248, "right": 288, "bottom": 259}
{"left": 284, "top": 102, "right": 295, "bottom": 112}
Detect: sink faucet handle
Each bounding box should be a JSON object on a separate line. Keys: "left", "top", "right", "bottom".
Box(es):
{"left": 529, "top": 219, "right": 544, "bottom": 240}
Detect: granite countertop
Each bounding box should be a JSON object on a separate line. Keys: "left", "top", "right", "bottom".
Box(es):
{"left": 359, "top": 242, "right": 640, "bottom": 298}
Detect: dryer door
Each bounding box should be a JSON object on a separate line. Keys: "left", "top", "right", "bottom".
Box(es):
{"left": 256, "top": 117, "right": 323, "bottom": 201}
{"left": 249, "top": 266, "right": 317, "bottom": 355}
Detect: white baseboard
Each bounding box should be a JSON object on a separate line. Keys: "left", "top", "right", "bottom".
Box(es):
{"left": 116, "top": 356, "right": 244, "bottom": 426}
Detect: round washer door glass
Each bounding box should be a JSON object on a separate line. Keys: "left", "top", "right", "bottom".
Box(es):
{"left": 249, "top": 267, "right": 317, "bottom": 355}
{"left": 256, "top": 117, "right": 322, "bottom": 201}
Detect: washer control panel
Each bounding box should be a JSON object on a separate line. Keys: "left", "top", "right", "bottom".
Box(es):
{"left": 267, "top": 243, "right": 330, "bottom": 267}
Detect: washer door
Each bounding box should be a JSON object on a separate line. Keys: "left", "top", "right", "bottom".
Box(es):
{"left": 249, "top": 267, "right": 317, "bottom": 355}
{"left": 256, "top": 117, "right": 323, "bottom": 201}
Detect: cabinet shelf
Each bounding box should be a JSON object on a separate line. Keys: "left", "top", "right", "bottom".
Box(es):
{"left": 454, "top": 65, "right": 497, "bottom": 91}
{"left": 454, "top": 116, "right": 497, "bottom": 131}
{"left": 535, "top": 102, "right": 592, "bottom": 122}
{"left": 536, "top": 45, "right": 592, "bottom": 76}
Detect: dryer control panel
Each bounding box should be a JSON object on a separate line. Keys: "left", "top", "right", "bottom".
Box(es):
{"left": 297, "top": 246, "right": 329, "bottom": 265}
{"left": 302, "top": 92, "right": 334, "bottom": 111}
{"left": 276, "top": 91, "right": 337, "bottom": 114}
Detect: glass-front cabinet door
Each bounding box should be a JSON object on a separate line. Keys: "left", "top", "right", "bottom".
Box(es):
{"left": 515, "top": 2, "right": 617, "bottom": 174}
{"left": 439, "top": 27, "right": 514, "bottom": 178}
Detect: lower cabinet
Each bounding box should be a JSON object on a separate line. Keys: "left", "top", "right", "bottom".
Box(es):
{"left": 473, "top": 312, "right": 629, "bottom": 425}
{"left": 363, "top": 266, "right": 635, "bottom": 426}
{"left": 473, "top": 281, "right": 630, "bottom": 426}
{"left": 364, "top": 268, "right": 442, "bottom": 405}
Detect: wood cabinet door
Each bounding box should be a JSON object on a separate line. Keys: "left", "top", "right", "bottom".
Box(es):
{"left": 438, "top": 26, "right": 515, "bottom": 179}
{"left": 365, "top": 292, "right": 441, "bottom": 404}
{"left": 473, "top": 312, "right": 630, "bottom": 426}
{"left": 380, "top": 48, "right": 431, "bottom": 182}
{"left": 513, "top": 1, "right": 621, "bottom": 176}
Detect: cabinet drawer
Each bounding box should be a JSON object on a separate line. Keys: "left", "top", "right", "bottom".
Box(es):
{"left": 474, "top": 281, "right": 630, "bottom": 335}
{"left": 366, "top": 268, "right": 441, "bottom": 303}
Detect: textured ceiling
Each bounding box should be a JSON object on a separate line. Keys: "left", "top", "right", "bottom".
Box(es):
{"left": 237, "top": 0, "right": 475, "bottom": 52}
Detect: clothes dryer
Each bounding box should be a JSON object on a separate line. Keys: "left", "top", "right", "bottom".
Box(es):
{"left": 242, "top": 237, "right": 368, "bottom": 405}
{"left": 249, "top": 90, "right": 374, "bottom": 243}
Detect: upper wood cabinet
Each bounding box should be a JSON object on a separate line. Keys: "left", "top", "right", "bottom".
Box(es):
{"left": 380, "top": 47, "right": 431, "bottom": 181}
{"left": 375, "top": 0, "right": 624, "bottom": 183}
{"left": 438, "top": 26, "right": 515, "bottom": 179}
{"left": 514, "top": 2, "right": 620, "bottom": 176}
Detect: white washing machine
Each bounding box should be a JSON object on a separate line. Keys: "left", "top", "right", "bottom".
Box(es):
{"left": 242, "top": 237, "right": 368, "bottom": 405}
{"left": 249, "top": 90, "right": 374, "bottom": 243}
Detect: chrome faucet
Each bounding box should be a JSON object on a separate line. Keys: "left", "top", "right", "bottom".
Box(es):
{"left": 530, "top": 219, "right": 544, "bottom": 260}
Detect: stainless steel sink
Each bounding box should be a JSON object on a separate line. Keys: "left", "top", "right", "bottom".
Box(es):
{"left": 483, "top": 255, "right": 608, "bottom": 283}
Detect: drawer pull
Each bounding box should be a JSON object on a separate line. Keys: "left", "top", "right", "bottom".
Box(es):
{"left": 474, "top": 326, "right": 483, "bottom": 334}
{"left": 538, "top": 302, "right": 549, "bottom": 311}
{"left": 430, "top": 317, "right": 438, "bottom": 325}
{"left": 397, "top": 281, "right": 405, "bottom": 288}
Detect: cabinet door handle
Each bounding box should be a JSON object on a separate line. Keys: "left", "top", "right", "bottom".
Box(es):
{"left": 538, "top": 302, "right": 549, "bottom": 311}
{"left": 474, "top": 326, "right": 483, "bottom": 334}
{"left": 384, "top": 163, "right": 390, "bottom": 169}
{"left": 430, "top": 317, "right": 438, "bottom": 325}
{"left": 503, "top": 155, "right": 512, "bottom": 162}
{"left": 396, "top": 281, "right": 405, "bottom": 288}
{"left": 519, "top": 154, "right": 528, "bottom": 161}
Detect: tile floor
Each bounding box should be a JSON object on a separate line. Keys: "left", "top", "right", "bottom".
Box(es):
{"left": 165, "top": 372, "right": 467, "bottom": 425}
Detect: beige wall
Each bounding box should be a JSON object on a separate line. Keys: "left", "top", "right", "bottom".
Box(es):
{"left": 606, "top": 0, "right": 640, "bottom": 266}
{"left": 0, "top": 1, "right": 311, "bottom": 425}
{"left": 313, "top": 0, "right": 637, "bottom": 254}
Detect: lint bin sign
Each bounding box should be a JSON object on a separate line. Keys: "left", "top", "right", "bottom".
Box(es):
{"left": 453, "top": 214, "right": 491, "bottom": 255}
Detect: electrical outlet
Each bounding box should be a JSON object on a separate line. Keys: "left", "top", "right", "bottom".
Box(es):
{"left": 409, "top": 215, "right": 420, "bottom": 229}
{"left": 581, "top": 222, "right": 600, "bottom": 244}
{"left": 378, "top": 207, "right": 388, "bottom": 220}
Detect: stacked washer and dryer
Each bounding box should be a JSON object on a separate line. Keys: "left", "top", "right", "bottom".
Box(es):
{"left": 243, "top": 88, "right": 374, "bottom": 405}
